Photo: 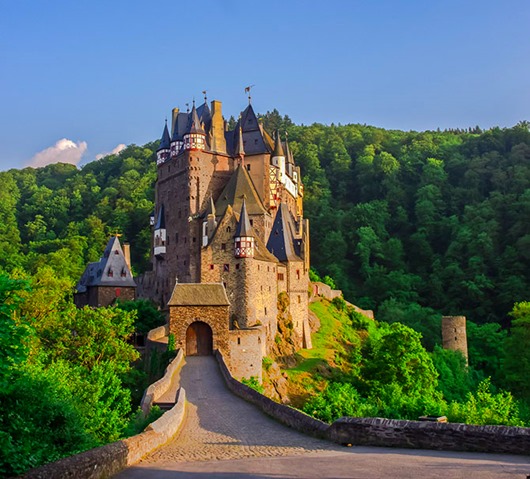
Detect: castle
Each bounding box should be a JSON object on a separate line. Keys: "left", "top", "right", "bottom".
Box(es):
{"left": 139, "top": 97, "right": 312, "bottom": 380}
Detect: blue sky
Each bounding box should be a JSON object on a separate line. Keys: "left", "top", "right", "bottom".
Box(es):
{"left": 1, "top": 0, "right": 529, "bottom": 170}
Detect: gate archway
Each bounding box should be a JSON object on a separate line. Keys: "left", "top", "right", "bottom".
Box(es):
{"left": 186, "top": 321, "right": 213, "bottom": 356}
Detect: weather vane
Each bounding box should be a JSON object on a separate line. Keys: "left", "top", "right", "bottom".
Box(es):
{"left": 202, "top": 90, "right": 207, "bottom": 102}
{"left": 185, "top": 102, "right": 190, "bottom": 113}
{"left": 244, "top": 85, "right": 255, "bottom": 104}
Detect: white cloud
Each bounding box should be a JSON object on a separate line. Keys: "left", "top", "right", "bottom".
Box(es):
{"left": 27, "top": 138, "right": 88, "bottom": 168}
{"left": 95, "top": 143, "right": 126, "bottom": 160}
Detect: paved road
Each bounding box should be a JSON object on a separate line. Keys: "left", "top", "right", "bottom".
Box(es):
{"left": 115, "top": 356, "right": 530, "bottom": 478}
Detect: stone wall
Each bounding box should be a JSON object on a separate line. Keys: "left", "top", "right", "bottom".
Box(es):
{"left": 140, "top": 349, "right": 184, "bottom": 415}
{"left": 310, "top": 282, "right": 374, "bottom": 320}
{"left": 442, "top": 315, "right": 468, "bottom": 362}
{"left": 228, "top": 328, "right": 264, "bottom": 381}
{"left": 169, "top": 304, "right": 230, "bottom": 357}
{"left": 21, "top": 389, "right": 187, "bottom": 479}
{"left": 326, "top": 417, "right": 530, "bottom": 456}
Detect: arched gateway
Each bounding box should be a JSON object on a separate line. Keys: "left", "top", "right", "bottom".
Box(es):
{"left": 186, "top": 321, "right": 213, "bottom": 356}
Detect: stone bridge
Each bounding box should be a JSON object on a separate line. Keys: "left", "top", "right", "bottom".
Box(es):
{"left": 113, "top": 356, "right": 529, "bottom": 479}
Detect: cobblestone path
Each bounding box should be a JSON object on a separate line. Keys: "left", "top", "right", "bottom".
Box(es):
{"left": 140, "top": 356, "right": 340, "bottom": 464}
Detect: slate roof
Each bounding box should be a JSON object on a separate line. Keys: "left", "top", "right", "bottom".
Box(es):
{"left": 187, "top": 105, "right": 205, "bottom": 135}
{"left": 168, "top": 283, "right": 229, "bottom": 306}
{"left": 273, "top": 130, "right": 285, "bottom": 157}
{"left": 158, "top": 121, "right": 171, "bottom": 150}
{"left": 231, "top": 104, "right": 270, "bottom": 155}
{"left": 76, "top": 236, "right": 136, "bottom": 292}
{"left": 234, "top": 199, "right": 252, "bottom": 237}
{"left": 214, "top": 165, "right": 268, "bottom": 217}
{"left": 171, "top": 112, "right": 189, "bottom": 141}
{"left": 197, "top": 101, "right": 212, "bottom": 131}
{"left": 155, "top": 204, "right": 165, "bottom": 230}
{"left": 266, "top": 203, "right": 302, "bottom": 262}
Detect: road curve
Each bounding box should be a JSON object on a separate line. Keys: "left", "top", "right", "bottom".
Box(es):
{"left": 114, "top": 356, "right": 530, "bottom": 479}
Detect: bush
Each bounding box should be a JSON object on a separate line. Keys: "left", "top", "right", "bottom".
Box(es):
{"left": 241, "top": 376, "right": 264, "bottom": 394}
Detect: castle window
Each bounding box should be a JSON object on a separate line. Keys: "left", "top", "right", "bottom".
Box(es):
{"left": 236, "top": 263, "right": 240, "bottom": 270}
{"left": 121, "top": 268, "right": 127, "bottom": 277}
{"left": 238, "top": 337, "right": 241, "bottom": 345}
{"left": 223, "top": 264, "right": 229, "bottom": 272}
{"left": 176, "top": 233, "right": 179, "bottom": 243}
{"left": 226, "top": 226, "right": 231, "bottom": 233}
{"left": 210, "top": 264, "right": 214, "bottom": 270}
{"left": 223, "top": 282, "right": 227, "bottom": 288}
{"left": 254, "top": 139, "right": 258, "bottom": 145}
{"left": 278, "top": 273, "right": 284, "bottom": 281}
{"left": 257, "top": 265, "right": 260, "bottom": 271}
{"left": 297, "top": 270, "right": 300, "bottom": 280}
{"left": 264, "top": 307, "right": 267, "bottom": 315}
{"left": 267, "top": 266, "right": 270, "bottom": 272}
{"left": 221, "top": 243, "right": 226, "bottom": 251}
{"left": 249, "top": 219, "right": 253, "bottom": 226}
{"left": 107, "top": 269, "right": 113, "bottom": 277}
{"left": 193, "top": 237, "right": 196, "bottom": 243}
{"left": 258, "top": 336, "right": 261, "bottom": 344}
{"left": 114, "top": 250, "right": 119, "bottom": 255}
{"left": 246, "top": 164, "right": 251, "bottom": 171}
{"left": 298, "top": 295, "right": 301, "bottom": 303}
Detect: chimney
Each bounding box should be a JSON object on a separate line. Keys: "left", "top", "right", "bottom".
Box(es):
{"left": 171, "top": 107, "right": 179, "bottom": 137}
{"left": 210, "top": 100, "right": 226, "bottom": 154}
{"left": 123, "top": 243, "right": 132, "bottom": 272}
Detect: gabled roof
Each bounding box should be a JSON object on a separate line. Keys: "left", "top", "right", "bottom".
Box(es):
{"left": 155, "top": 204, "right": 165, "bottom": 230}
{"left": 158, "top": 121, "right": 171, "bottom": 150}
{"left": 234, "top": 199, "right": 253, "bottom": 237}
{"left": 168, "top": 283, "right": 229, "bottom": 306}
{"left": 214, "top": 165, "right": 268, "bottom": 217}
{"left": 266, "top": 203, "right": 302, "bottom": 262}
{"left": 76, "top": 236, "right": 136, "bottom": 291}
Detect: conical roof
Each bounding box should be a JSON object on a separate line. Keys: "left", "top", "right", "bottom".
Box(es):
{"left": 235, "top": 124, "right": 245, "bottom": 157}
{"left": 158, "top": 121, "right": 171, "bottom": 150}
{"left": 273, "top": 130, "right": 285, "bottom": 157}
{"left": 188, "top": 105, "right": 205, "bottom": 135}
{"left": 234, "top": 199, "right": 253, "bottom": 237}
{"left": 197, "top": 101, "right": 212, "bottom": 131}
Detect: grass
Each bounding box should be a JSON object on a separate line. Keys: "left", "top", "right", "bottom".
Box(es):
{"left": 279, "top": 298, "right": 363, "bottom": 406}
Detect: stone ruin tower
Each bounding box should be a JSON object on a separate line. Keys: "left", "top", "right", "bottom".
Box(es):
{"left": 442, "top": 315, "right": 468, "bottom": 364}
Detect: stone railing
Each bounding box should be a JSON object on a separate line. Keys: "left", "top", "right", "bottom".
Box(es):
{"left": 216, "top": 349, "right": 530, "bottom": 457}
{"left": 327, "top": 417, "right": 530, "bottom": 455}
{"left": 147, "top": 324, "right": 169, "bottom": 342}
{"left": 215, "top": 350, "right": 329, "bottom": 439}
{"left": 21, "top": 388, "right": 187, "bottom": 479}
{"left": 140, "top": 348, "right": 184, "bottom": 416}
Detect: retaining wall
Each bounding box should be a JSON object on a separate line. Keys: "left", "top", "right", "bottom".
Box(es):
{"left": 21, "top": 388, "right": 187, "bottom": 479}
{"left": 140, "top": 348, "right": 184, "bottom": 415}
{"left": 327, "top": 417, "right": 530, "bottom": 455}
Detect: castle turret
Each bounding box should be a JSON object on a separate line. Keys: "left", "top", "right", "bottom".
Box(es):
{"left": 234, "top": 199, "right": 254, "bottom": 258}
{"left": 271, "top": 130, "right": 286, "bottom": 179}
{"left": 170, "top": 108, "right": 181, "bottom": 157}
{"left": 154, "top": 205, "right": 167, "bottom": 257}
{"left": 156, "top": 121, "right": 171, "bottom": 165}
{"left": 184, "top": 104, "right": 206, "bottom": 151}
{"left": 235, "top": 123, "right": 245, "bottom": 163}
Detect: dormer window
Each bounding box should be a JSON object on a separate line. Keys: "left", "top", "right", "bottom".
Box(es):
{"left": 108, "top": 269, "right": 113, "bottom": 277}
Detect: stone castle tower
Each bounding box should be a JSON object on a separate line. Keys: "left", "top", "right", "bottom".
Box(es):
{"left": 140, "top": 97, "right": 311, "bottom": 380}
{"left": 442, "top": 315, "right": 468, "bottom": 364}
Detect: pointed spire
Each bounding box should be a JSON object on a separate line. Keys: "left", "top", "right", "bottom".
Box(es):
{"left": 273, "top": 130, "right": 285, "bottom": 158}
{"left": 235, "top": 198, "right": 253, "bottom": 238}
{"left": 158, "top": 120, "right": 171, "bottom": 150}
{"left": 189, "top": 104, "right": 205, "bottom": 134}
{"left": 206, "top": 195, "right": 216, "bottom": 217}
{"left": 235, "top": 122, "right": 245, "bottom": 158}
{"left": 285, "top": 131, "right": 294, "bottom": 165}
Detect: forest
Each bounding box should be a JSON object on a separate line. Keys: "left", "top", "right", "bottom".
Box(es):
{"left": 1, "top": 115, "right": 530, "bottom": 474}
